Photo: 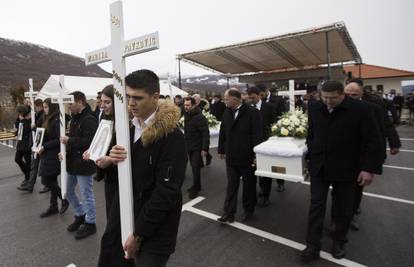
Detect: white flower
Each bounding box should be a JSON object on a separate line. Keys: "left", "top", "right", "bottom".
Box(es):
{"left": 280, "top": 127, "right": 289, "bottom": 136}
{"left": 297, "top": 126, "right": 305, "bottom": 133}
{"left": 282, "top": 118, "right": 290, "bottom": 126}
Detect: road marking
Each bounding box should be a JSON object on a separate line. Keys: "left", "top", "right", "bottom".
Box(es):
{"left": 183, "top": 197, "right": 367, "bottom": 267}
{"left": 300, "top": 181, "right": 414, "bottom": 205}
{"left": 387, "top": 148, "right": 414, "bottom": 153}
{"left": 383, "top": 165, "right": 414, "bottom": 171}
{"left": 400, "top": 138, "right": 414, "bottom": 141}
{"left": 0, "top": 142, "right": 14, "bottom": 149}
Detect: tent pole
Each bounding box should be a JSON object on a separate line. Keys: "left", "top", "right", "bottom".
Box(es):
{"left": 227, "top": 77, "right": 230, "bottom": 89}
{"left": 326, "top": 31, "right": 331, "bottom": 80}
{"left": 178, "top": 58, "right": 182, "bottom": 89}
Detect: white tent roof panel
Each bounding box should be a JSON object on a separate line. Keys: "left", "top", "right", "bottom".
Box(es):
{"left": 178, "top": 22, "right": 361, "bottom": 75}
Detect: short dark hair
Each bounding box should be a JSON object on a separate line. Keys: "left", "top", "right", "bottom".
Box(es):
{"left": 247, "top": 86, "right": 260, "bottom": 95}
{"left": 321, "top": 81, "right": 344, "bottom": 93}
{"left": 174, "top": 95, "right": 182, "bottom": 100}
{"left": 213, "top": 94, "right": 222, "bottom": 99}
{"left": 256, "top": 84, "right": 267, "bottom": 92}
{"left": 227, "top": 88, "right": 241, "bottom": 99}
{"left": 17, "top": 105, "right": 30, "bottom": 116}
{"left": 183, "top": 96, "right": 196, "bottom": 105}
{"left": 97, "top": 91, "right": 102, "bottom": 99}
{"left": 34, "top": 99, "right": 43, "bottom": 107}
{"left": 125, "top": 69, "right": 160, "bottom": 95}
{"left": 71, "top": 91, "right": 87, "bottom": 105}
{"left": 347, "top": 78, "right": 364, "bottom": 87}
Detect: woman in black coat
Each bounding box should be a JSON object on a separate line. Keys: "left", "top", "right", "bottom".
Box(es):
{"left": 83, "top": 86, "right": 134, "bottom": 267}
{"left": 37, "top": 98, "right": 69, "bottom": 218}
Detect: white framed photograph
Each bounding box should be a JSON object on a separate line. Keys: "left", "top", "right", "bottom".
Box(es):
{"left": 88, "top": 119, "right": 114, "bottom": 161}
{"left": 17, "top": 122, "right": 23, "bottom": 141}
{"left": 32, "top": 128, "right": 45, "bottom": 152}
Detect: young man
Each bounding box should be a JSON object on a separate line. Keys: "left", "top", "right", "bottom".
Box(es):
{"left": 217, "top": 88, "right": 262, "bottom": 223}
{"left": 108, "top": 69, "right": 187, "bottom": 266}
{"left": 183, "top": 96, "right": 210, "bottom": 199}
{"left": 301, "top": 81, "right": 382, "bottom": 261}
{"left": 60, "top": 91, "right": 98, "bottom": 240}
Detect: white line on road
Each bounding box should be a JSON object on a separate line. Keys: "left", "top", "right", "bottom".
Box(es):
{"left": 387, "top": 148, "right": 414, "bottom": 153}
{"left": 383, "top": 165, "right": 414, "bottom": 171}
{"left": 183, "top": 197, "right": 367, "bottom": 267}
{"left": 300, "top": 181, "right": 414, "bottom": 205}
{"left": 400, "top": 138, "right": 414, "bottom": 141}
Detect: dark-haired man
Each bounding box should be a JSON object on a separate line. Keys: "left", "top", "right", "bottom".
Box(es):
{"left": 183, "top": 96, "right": 210, "bottom": 199}
{"left": 210, "top": 94, "right": 226, "bottom": 121}
{"left": 246, "top": 86, "right": 275, "bottom": 207}
{"left": 301, "top": 81, "right": 382, "bottom": 260}
{"left": 60, "top": 91, "right": 99, "bottom": 240}
{"left": 217, "top": 88, "right": 262, "bottom": 223}
{"left": 108, "top": 69, "right": 187, "bottom": 267}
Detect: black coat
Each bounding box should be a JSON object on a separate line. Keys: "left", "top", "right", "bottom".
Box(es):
{"left": 306, "top": 97, "right": 383, "bottom": 181}
{"left": 39, "top": 115, "right": 61, "bottom": 177}
{"left": 267, "top": 94, "right": 286, "bottom": 119}
{"left": 210, "top": 100, "right": 226, "bottom": 121}
{"left": 184, "top": 107, "right": 210, "bottom": 152}
{"left": 15, "top": 118, "right": 32, "bottom": 151}
{"left": 258, "top": 101, "right": 276, "bottom": 141}
{"left": 129, "top": 101, "right": 187, "bottom": 255}
{"left": 66, "top": 106, "right": 98, "bottom": 175}
{"left": 218, "top": 104, "right": 263, "bottom": 166}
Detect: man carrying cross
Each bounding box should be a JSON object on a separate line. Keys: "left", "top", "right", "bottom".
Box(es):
{"left": 108, "top": 70, "right": 187, "bottom": 266}
{"left": 59, "top": 91, "right": 98, "bottom": 240}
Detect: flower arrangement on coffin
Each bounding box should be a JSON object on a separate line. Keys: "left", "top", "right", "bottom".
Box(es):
{"left": 177, "top": 111, "right": 219, "bottom": 129}
{"left": 202, "top": 110, "right": 219, "bottom": 128}
{"left": 271, "top": 108, "right": 308, "bottom": 139}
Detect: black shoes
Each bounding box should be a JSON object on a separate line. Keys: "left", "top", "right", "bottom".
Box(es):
{"left": 75, "top": 223, "right": 97, "bottom": 240}
{"left": 39, "top": 186, "right": 50, "bottom": 194}
{"left": 276, "top": 184, "right": 285, "bottom": 192}
{"left": 67, "top": 215, "right": 85, "bottom": 232}
{"left": 300, "top": 247, "right": 320, "bottom": 262}
{"left": 217, "top": 214, "right": 234, "bottom": 223}
{"left": 331, "top": 242, "right": 346, "bottom": 259}
{"left": 17, "top": 185, "right": 33, "bottom": 193}
{"left": 20, "top": 180, "right": 28, "bottom": 187}
{"left": 40, "top": 207, "right": 59, "bottom": 218}
{"left": 206, "top": 153, "right": 212, "bottom": 166}
{"left": 60, "top": 199, "right": 70, "bottom": 215}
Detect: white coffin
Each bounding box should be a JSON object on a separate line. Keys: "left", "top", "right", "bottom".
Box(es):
{"left": 254, "top": 137, "right": 307, "bottom": 182}
{"left": 209, "top": 125, "right": 220, "bottom": 149}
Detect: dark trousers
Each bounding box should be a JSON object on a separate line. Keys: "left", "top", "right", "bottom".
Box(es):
{"left": 224, "top": 165, "right": 257, "bottom": 215}
{"left": 42, "top": 175, "right": 62, "bottom": 208}
{"left": 331, "top": 183, "right": 364, "bottom": 221}
{"left": 26, "top": 154, "right": 40, "bottom": 190}
{"left": 15, "top": 150, "right": 31, "bottom": 180}
{"left": 306, "top": 175, "right": 356, "bottom": 250}
{"left": 134, "top": 251, "right": 170, "bottom": 267}
{"left": 188, "top": 150, "right": 202, "bottom": 192}
{"left": 98, "top": 191, "right": 135, "bottom": 267}
{"left": 104, "top": 181, "right": 118, "bottom": 220}
{"left": 259, "top": 178, "right": 285, "bottom": 198}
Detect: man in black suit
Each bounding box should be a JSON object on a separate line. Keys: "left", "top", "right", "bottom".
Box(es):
{"left": 246, "top": 86, "right": 276, "bottom": 207}
{"left": 217, "top": 88, "right": 263, "bottom": 223}
{"left": 210, "top": 94, "right": 226, "bottom": 121}
{"left": 339, "top": 79, "right": 400, "bottom": 231}
{"left": 301, "top": 81, "right": 382, "bottom": 261}
{"left": 257, "top": 84, "right": 287, "bottom": 192}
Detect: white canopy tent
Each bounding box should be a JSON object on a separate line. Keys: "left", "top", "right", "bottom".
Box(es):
{"left": 36, "top": 75, "right": 187, "bottom": 100}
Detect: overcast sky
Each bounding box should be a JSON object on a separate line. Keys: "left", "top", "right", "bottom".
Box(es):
{"left": 1, "top": 0, "right": 413, "bottom": 77}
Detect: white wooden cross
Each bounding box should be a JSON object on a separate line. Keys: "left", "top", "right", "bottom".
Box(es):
{"left": 24, "top": 78, "right": 38, "bottom": 141}
{"left": 85, "top": 0, "right": 159, "bottom": 246}
{"left": 277, "top": 80, "right": 307, "bottom": 112}
{"left": 51, "top": 75, "right": 74, "bottom": 199}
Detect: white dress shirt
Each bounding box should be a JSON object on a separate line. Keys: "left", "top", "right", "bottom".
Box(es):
{"left": 132, "top": 111, "right": 156, "bottom": 143}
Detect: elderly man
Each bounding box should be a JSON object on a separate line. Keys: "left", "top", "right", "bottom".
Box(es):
{"left": 217, "top": 88, "right": 262, "bottom": 223}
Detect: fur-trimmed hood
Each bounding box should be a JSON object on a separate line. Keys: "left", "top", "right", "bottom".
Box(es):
{"left": 141, "top": 99, "right": 181, "bottom": 147}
